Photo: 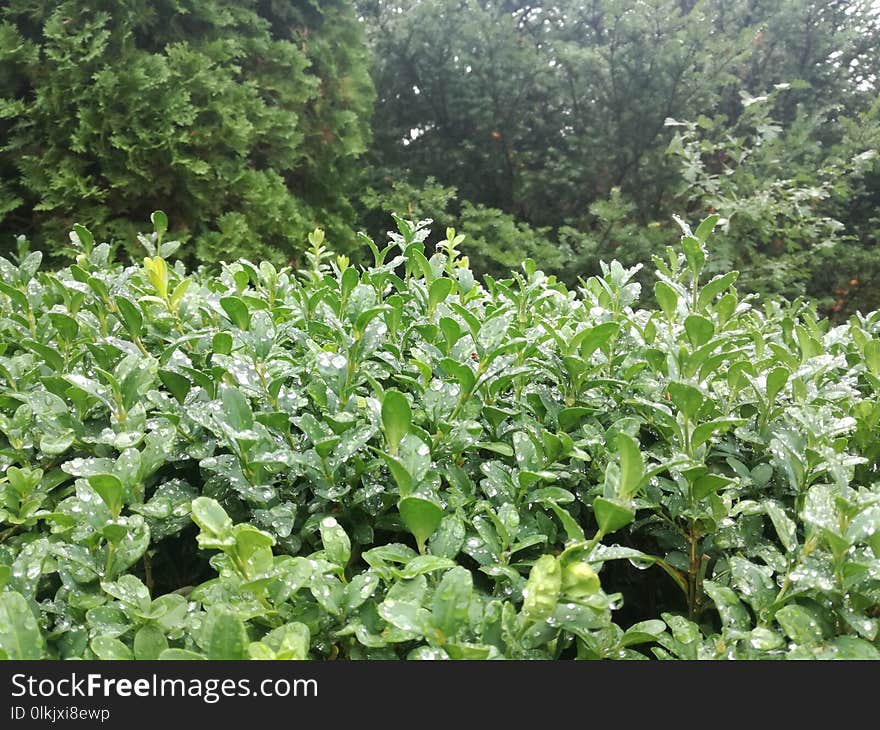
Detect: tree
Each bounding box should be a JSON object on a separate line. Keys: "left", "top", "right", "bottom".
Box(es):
{"left": 0, "top": 0, "right": 374, "bottom": 264}
{"left": 358, "top": 0, "right": 880, "bottom": 312}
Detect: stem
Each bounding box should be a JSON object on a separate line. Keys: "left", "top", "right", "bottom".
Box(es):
{"left": 686, "top": 526, "right": 705, "bottom": 622}
{"left": 583, "top": 530, "right": 606, "bottom": 560}
{"left": 104, "top": 543, "right": 117, "bottom": 578}
{"left": 143, "top": 552, "right": 154, "bottom": 593}
{"left": 0, "top": 524, "right": 24, "bottom": 544}
{"left": 772, "top": 535, "right": 818, "bottom": 610}
{"left": 655, "top": 558, "right": 689, "bottom": 598}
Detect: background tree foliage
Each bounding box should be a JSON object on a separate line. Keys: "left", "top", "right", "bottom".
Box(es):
{"left": 0, "top": 0, "right": 878, "bottom": 316}
{"left": 0, "top": 0, "right": 374, "bottom": 265}
{"left": 357, "top": 0, "right": 880, "bottom": 314}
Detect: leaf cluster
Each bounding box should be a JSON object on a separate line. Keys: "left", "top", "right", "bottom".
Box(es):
{"left": 1, "top": 213, "right": 879, "bottom": 659}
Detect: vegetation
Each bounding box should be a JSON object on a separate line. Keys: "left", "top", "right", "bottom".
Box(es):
{"left": 0, "top": 0, "right": 373, "bottom": 265}
{"left": 2, "top": 2, "right": 877, "bottom": 317}
{"left": 1, "top": 215, "right": 879, "bottom": 660}
{"left": 358, "top": 0, "right": 880, "bottom": 314}
{"left": 0, "top": 0, "right": 878, "bottom": 663}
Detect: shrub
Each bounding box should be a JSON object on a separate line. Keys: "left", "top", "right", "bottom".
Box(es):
{"left": 666, "top": 87, "right": 880, "bottom": 317}
{"left": 0, "top": 214, "right": 879, "bottom": 660}
{"left": 0, "top": 0, "right": 373, "bottom": 265}
{"left": 356, "top": 175, "right": 593, "bottom": 281}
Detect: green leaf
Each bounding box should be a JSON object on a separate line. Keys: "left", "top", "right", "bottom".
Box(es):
{"left": 0, "top": 281, "right": 28, "bottom": 310}
{"left": 191, "top": 497, "right": 233, "bottom": 539}
{"left": 684, "top": 314, "right": 714, "bottom": 347}
{"left": 573, "top": 321, "right": 620, "bottom": 358}
{"left": 692, "top": 473, "right": 733, "bottom": 500}
{"left": 698, "top": 271, "right": 738, "bottom": 309}
{"left": 341, "top": 267, "right": 358, "bottom": 299}
{"left": 846, "top": 505, "right": 880, "bottom": 545}
{"left": 667, "top": 382, "right": 705, "bottom": 420}
{"left": 545, "top": 501, "right": 585, "bottom": 542}
{"left": 19, "top": 251, "right": 43, "bottom": 282}
{"left": 159, "top": 369, "right": 191, "bottom": 404}
{"left": 593, "top": 497, "right": 635, "bottom": 534}
{"left": 399, "top": 496, "right": 444, "bottom": 553}
{"left": 428, "top": 277, "right": 454, "bottom": 312}
{"left": 654, "top": 281, "right": 678, "bottom": 319}
{"left": 377, "top": 451, "right": 414, "bottom": 496}
{"left": 398, "top": 555, "right": 457, "bottom": 579}
{"left": 432, "top": 566, "right": 473, "bottom": 638}
{"left": 341, "top": 572, "right": 380, "bottom": 615}
{"left": 213, "top": 332, "right": 233, "bottom": 355}
{"left": 0, "top": 591, "right": 44, "bottom": 659}
{"left": 115, "top": 296, "right": 143, "bottom": 338}
{"left": 49, "top": 312, "right": 79, "bottom": 341}
{"left": 151, "top": 210, "right": 168, "bottom": 238}
{"left": 766, "top": 366, "right": 789, "bottom": 403}
{"left": 72, "top": 223, "right": 94, "bottom": 250}
{"left": 133, "top": 624, "right": 168, "bottom": 660}
{"left": 203, "top": 608, "right": 248, "bottom": 660}
{"left": 558, "top": 406, "right": 596, "bottom": 431}
{"left": 319, "top": 516, "right": 351, "bottom": 567}
{"left": 221, "top": 387, "right": 253, "bottom": 431}
{"left": 429, "top": 514, "right": 466, "bottom": 559}
{"left": 441, "top": 357, "right": 476, "bottom": 394}
{"left": 616, "top": 433, "right": 644, "bottom": 499}
{"left": 694, "top": 214, "right": 720, "bottom": 242}
{"left": 663, "top": 613, "right": 702, "bottom": 644}
{"left": 765, "top": 501, "right": 797, "bottom": 552}
{"left": 101, "top": 575, "right": 151, "bottom": 612}
{"left": 378, "top": 599, "right": 431, "bottom": 636}
{"left": 6, "top": 466, "right": 42, "bottom": 497}
{"left": 381, "top": 389, "right": 411, "bottom": 455}
{"left": 362, "top": 543, "right": 418, "bottom": 568}
{"left": 220, "top": 296, "right": 250, "bottom": 330}
{"left": 233, "top": 525, "right": 275, "bottom": 576}
{"left": 251, "top": 622, "right": 310, "bottom": 660}
{"left": 864, "top": 340, "right": 880, "bottom": 377}
{"left": 91, "top": 635, "right": 132, "bottom": 660}
{"left": 824, "top": 636, "right": 880, "bottom": 660}
{"left": 159, "top": 648, "right": 206, "bottom": 660}
{"left": 681, "top": 236, "right": 706, "bottom": 276}
{"left": 728, "top": 557, "right": 775, "bottom": 614}
{"left": 691, "top": 418, "right": 742, "bottom": 450}
{"left": 560, "top": 560, "right": 601, "bottom": 600}
{"left": 102, "top": 523, "right": 128, "bottom": 544}
{"left": 776, "top": 604, "right": 827, "bottom": 646}
{"left": 703, "top": 581, "right": 750, "bottom": 629}
{"left": 439, "top": 316, "right": 461, "bottom": 349}
{"left": 513, "top": 431, "right": 539, "bottom": 472}
{"left": 88, "top": 474, "right": 125, "bottom": 517}
{"left": 22, "top": 340, "right": 63, "bottom": 372}
{"left": 620, "top": 620, "right": 666, "bottom": 647}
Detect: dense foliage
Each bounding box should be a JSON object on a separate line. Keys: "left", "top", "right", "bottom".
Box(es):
{"left": 358, "top": 0, "right": 880, "bottom": 314}
{"left": 2, "top": 0, "right": 878, "bottom": 317}
{"left": 1, "top": 214, "right": 879, "bottom": 660}
{"left": 0, "top": 0, "right": 373, "bottom": 265}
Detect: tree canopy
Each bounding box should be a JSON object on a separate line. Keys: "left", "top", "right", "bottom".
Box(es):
{"left": 0, "top": 0, "right": 374, "bottom": 264}
{"left": 358, "top": 0, "right": 880, "bottom": 313}
{"left": 1, "top": 0, "right": 878, "bottom": 313}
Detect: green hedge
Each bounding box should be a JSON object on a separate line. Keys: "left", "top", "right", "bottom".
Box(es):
{"left": 0, "top": 215, "right": 879, "bottom": 659}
